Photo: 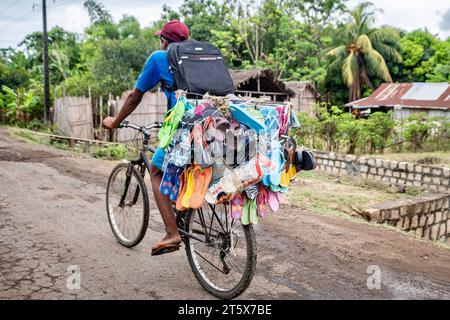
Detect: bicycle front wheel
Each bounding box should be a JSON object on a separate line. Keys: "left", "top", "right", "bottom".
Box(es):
{"left": 184, "top": 202, "right": 257, "bottom": 299}
{"left": 106, "top": 163, "right": 149, "bottom": 247}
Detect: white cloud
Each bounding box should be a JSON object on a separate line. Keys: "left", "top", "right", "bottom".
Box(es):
{"left": 63, "top": 5, "right": 91, "bottom": 34}
{"left": 0, "top": 0, "right": 449, "bottom": 49}
{"left": 439, "top": 8, "right": 450, "bottom": 31}
{"left": 348, "top": 0, "right": 450, "bottom": 38}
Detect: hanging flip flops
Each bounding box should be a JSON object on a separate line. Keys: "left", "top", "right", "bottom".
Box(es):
{"left": 161, "top": 97, "right": 307, "bottom": 224}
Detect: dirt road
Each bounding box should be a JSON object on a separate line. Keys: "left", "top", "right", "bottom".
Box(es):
{"left": 1, "top": 127, "right": 449, "bottom": 300}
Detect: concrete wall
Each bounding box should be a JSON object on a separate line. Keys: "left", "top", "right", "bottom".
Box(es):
{"left": 314, "top": 151, "right": 450, "bottom": 193}
{"left": 364, "top": 194, "right": 450, "bottom": 244}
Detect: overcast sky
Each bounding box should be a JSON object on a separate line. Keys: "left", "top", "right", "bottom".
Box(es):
{"left": 0, "top": 0, "right": 449, "bottom": 49}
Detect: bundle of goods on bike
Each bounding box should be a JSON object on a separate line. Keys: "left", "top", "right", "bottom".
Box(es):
{"left": 157, "top": 91, "right": 317, "bottom": 224}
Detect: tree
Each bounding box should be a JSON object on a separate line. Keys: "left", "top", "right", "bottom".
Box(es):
{"left": 0, "top": 49, "right": 30, "bottom": 90}
{"left": 18, "top": 26, "right": 81, "bottom": 84}
{"left": 326, "top": 2, "right": 402, "bottom": 102}
{"left": 83, "top": 0, "right": 112, "bottom": 23}
{"left": 180, "top": 0, "right": 231, "bottom": 42}
{"left": 396, "top": 30, "right": 450, "bottom": 82}
{"left": 211, "top": 0, "right": 331, "bottom": 83}
{"left": 285, "top": 0, "right": 347, "bottom": 33}
{"left": 118, "top": 15, "right": 142, "bottom": 40}
{"left": 0, "top": 85, "right": 42, "bottom": 123}
{"left": 49, "top": 45, "right": 71, "bottom": 84}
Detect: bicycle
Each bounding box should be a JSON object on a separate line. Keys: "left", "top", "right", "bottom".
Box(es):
{"left": 106, "top": 120, "right": 257, "bottom": 299}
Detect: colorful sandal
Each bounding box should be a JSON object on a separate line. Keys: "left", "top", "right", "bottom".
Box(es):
{"left": 181, "top": 166, "right": 197, "bottom": 209}
{"left": 176, "top": 168, "right": 189, "bottom": 211}
{"left": 190, "top": 166, "right": 213, "bottom": 209}
{"left": 158, "top": 99, "right": 185, "bottom": 149}
{"left": 241, "top": 196, "right": 250, "bottom": 225}
{"left": 267, "top": 191, "right": 280, "bottom": 212}
{"left": 269, "top": 140, "right": 284, "bottom": 187}
{"left": 229, "top": 104, "right": 266, "bottom": 131}
{"left": 231, "top": 192, "right": 245, "bottom": 219}
{"left": 249, "top": 198, "right": 258, "bottom": 225}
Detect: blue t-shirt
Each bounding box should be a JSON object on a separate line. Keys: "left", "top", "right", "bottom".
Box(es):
{"left": 135, "top": 50, "right": 176, "bottom": 109}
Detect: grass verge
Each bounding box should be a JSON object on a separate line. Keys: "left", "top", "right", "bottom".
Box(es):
{"left": 12, "top": 127, "right": 140, "bottom": 160}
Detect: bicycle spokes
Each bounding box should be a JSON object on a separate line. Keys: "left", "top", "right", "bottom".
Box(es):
{"left": 187, "top": 203, "right": 251, "bottom": 292}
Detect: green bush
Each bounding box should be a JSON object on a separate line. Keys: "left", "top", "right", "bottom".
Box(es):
{"left": 402, "top": 113, "right": 432, "bottom": 152}
{"left": 297, "top": 105, "right": 395, "bottom": 155}
{"left": 357, "top": 112, "right": 395, "bottom": 154}
{"left": 93, "top": 144, "right": 127, "bottom": 160}
{"left": 50, "top": 140, "right": 69, "bottom": 150}
{"left": 26, "top": 119, "right": 46, "bottom": 131}
{"left": 0, "top": 84, "right": 44, "bottom": 125}
{"left": 295, "top": 104, "right": 448, "bottom": 155}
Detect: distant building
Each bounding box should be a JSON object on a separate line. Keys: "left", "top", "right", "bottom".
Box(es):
{"left": 285, "top": 81, "right": 320, "bottom": 116}
{"left": 229, "top": 68, "right": 294, "bottom": 102}
{"left": 346, "top": 83, "right": 450, "bottom": 119}
{"left": 228, "top": 68, "right": 320, "bottom": 116}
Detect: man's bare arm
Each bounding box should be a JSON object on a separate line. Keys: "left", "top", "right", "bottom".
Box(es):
{"left": 102, "top": 89, "right": 144, "bottom": 129}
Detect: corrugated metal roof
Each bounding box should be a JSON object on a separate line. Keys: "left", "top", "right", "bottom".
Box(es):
{"left": 402, "top": 83, "right": 448, "bottom": 100}
{"left": 346, "top": 82, "right": 450, "bottom": 110}
{"left": 374, "top": 83, "right": 412, "bottom": 101}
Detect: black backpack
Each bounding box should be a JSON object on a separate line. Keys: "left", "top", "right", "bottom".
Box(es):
{"left": 164, "top": 40, "right": 234, "bottom": 98}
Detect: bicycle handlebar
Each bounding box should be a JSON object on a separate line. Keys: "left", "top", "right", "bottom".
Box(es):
{"left": 119, "top": 120, "right": 163, "bottom": 131}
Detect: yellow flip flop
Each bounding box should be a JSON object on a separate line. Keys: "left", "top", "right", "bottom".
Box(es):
{"left": 286, "top": 147, "right": 297, "bottom": 183}
{"left": 289, "top": 165, "right": 297, "bottom": 182}
{"left": 181, "top": 166, "right": 196, "bottom": 209}
{"left": 280, "top": 163, "right": 290, "bottom": 187}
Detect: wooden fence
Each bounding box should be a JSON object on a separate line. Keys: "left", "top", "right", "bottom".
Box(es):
{"left": 52, "top": 89, "right": 166, "bottom": 144}
{"left": 110, "top": 89, "right": 166, "bottom": 143}
{"left": 53, "top": 96, "right": 93, "bottom": 140}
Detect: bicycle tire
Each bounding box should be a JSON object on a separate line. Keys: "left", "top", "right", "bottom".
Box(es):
{"left": 106, "top": 163, "right": 149, "bottom": 247}
{"left": 184, "top": 206, "right": 257, "bottom": 300}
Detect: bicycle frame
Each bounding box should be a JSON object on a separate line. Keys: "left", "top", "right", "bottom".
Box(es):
{"left": 119, "top": 121, "right": 211, "bottom": 244}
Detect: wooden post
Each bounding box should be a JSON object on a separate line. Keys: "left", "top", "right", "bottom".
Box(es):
{"left": 99, "top": 96, "right": 103, "bottom": 140}
{"left": 83, "top": 141, "right": 91, "bottom": 153}
{"left": 107, "top": 93, "right": 112, "bottom": 142}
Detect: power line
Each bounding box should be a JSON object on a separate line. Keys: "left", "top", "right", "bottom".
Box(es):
{"left": 0, "top": 0, "right": 20, "bottom": 14}
{"left": 0, "top": 10, "right": 35, "bottom": 31}
{"left": 0, "top": 0, "right": 84, "bottom": 32}
{"left": 49, "top": 0, "right": 84, "bottom": 8}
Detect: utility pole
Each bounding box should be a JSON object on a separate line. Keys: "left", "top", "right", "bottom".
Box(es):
{"left": 42, "top": 0, "right": 51, "bottom": 124}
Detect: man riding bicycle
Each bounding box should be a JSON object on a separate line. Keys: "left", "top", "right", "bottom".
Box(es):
{"left": 102, "top": 20, "right": 189, "bottom": 256}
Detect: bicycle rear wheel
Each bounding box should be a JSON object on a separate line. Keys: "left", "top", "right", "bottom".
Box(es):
{"left": 184, "top": 202, "right": 257, "bottom": 299}
{"left": 106, "top": 163, "right": 149, "bottom": 247}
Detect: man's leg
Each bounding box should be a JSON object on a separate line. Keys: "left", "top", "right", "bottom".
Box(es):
{"left": 149, "top": 163, "right": 181, "bottom": 249}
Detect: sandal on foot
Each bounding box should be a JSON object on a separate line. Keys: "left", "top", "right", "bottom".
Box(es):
{"left": 151, "top": 242, "right": 181, "bottom": 256}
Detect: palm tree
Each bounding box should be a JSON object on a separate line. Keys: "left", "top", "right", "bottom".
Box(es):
{"left": 49, "top": 45, "right": 71, "bottom": 83}
{"left": 327, "top": 2, "right": 402, "bottom": 102}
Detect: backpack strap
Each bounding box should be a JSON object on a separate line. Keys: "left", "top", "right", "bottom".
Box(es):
{"left": 162, "top": 42, "right": 181, "bottom": 109}
{"left": 161, "top": 80, "right": 176, "bottom": 109}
